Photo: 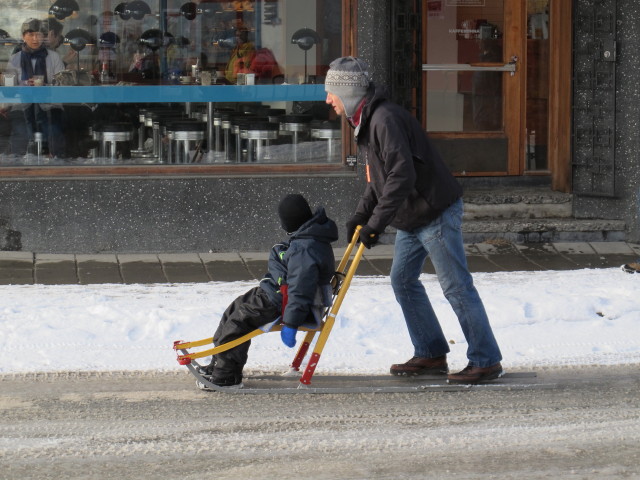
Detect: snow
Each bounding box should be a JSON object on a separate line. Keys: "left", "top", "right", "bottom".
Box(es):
{"left": 1, "top": 268, "right": 639, "bottom": 375}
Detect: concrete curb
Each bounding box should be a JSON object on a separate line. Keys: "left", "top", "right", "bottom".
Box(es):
{"left": 1, "top": 241, "right": 639, "bottom": 285}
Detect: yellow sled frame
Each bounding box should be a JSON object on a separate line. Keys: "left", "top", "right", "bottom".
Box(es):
{"left": 173, "top": 226, "right": 366, "bottom": 386}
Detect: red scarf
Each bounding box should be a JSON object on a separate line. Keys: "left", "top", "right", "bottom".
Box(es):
{"left": 348, "top": 98, "right": 367, "bottom": 128}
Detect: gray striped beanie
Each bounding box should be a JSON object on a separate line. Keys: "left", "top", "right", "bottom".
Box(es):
{"left": 324, "top": 57, "right": 371, "bottom": 117}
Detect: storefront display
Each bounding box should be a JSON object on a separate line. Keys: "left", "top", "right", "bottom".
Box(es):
{"left": 0, "top": 0, "right": 344, "bottom": 171}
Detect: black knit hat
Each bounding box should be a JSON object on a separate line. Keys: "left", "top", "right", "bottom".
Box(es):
{"left": 278, "top": 194, "right": 313, "bottom": 233}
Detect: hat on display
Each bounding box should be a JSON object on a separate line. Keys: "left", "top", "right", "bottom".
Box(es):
{"left": 324, "top": 56, "right": 371, "bottom": 117}
{"left": 99, "top": 31, "right": 121, "bottom": 48}
{"left": 278, "top": 194, "right": 313, "bottom": 233}
{"left": 48, "top": 0, "right": 79, "bottom": 20}
{"left": 139, "top": 29, "right": 174, "bottom": 51}
{"left": 64, "top": 28, "right": 94, "bottom": 51}
{"left": 114, "top": 3, "right": 131, "bottom": 20}
{"left": 180, "top": 2, "right": 197, "bottom": 20}
{"left": 127, "top": 0, "right": 151, "bottom": 20}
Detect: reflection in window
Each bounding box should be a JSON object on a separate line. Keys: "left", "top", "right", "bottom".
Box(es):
{"left": 0, "top": 0, "right": 343, "bottom": 167}
{"left": 425, "top": 0, "right": 504, "bottom": 133}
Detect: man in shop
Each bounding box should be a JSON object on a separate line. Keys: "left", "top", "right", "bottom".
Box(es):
{"left": 42, "top": 18, "right": 77, "bottom": 68}
{"left": 5, "top": 18, "right": 66, "bottom": 158}
{"left": 324, "top": 56, "right": 503, "bottom": 384}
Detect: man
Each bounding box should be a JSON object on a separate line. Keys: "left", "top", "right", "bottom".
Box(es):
{"left": 5, "top": 18, "right": 65, "bottom": 158}
{"left": 42, "top": 17, "right": 77, "bottom": 68}
{"left": 324, "top": 56, "right": 503, "bottom": 384}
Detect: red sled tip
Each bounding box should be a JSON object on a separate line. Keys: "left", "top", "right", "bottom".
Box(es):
{"left": 177, "top": 356, "right": 192, "bottom": 365}
{"left": 173, "top": 340, "right": 186, "bottom": 350}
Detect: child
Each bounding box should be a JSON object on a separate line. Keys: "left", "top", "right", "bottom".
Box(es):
{"left": 200, "top": 194, "right": 339, "bottom": 387}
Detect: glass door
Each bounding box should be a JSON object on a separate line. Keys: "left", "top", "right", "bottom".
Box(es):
{"left": 422, "top": 0, "right": 525, "bottom": 175}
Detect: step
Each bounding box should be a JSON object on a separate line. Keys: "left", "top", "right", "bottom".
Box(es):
{"left": 463, "top": 187, "right": 573, "bottom": 220}
{"left": 462, "top": 218, "right": 627, "bottom": 243}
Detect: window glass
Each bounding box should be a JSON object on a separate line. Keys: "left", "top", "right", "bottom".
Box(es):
{"left": 425, "top": 0, "right": 504, "bottom": 133}
{"left": 0, "top": 0, "right": 342, "bottom": 167}
{"left": 525, "top": 0, "right": 549, "bottom": 171}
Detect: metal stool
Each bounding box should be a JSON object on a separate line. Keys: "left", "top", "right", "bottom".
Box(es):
{"left": 166, "top": 121, "right": 206, "bottom": 164}
{"left": 145, "top": 111, "right": 187, "bottom": 161}
{"left": 95, "top": 123, "right": 133, "bottom": 163}
{"left": 211, "top": 108, "right": 234, "bottom": 162}
{"left": 311, "top": 120, "right": 341, "bottom": 163}
{"left": 232, "top": 115, "right": 262, "bottom": 163}
{"left": 133, "top": 108, "right": 175, "bottom": 158}
{"left": 131, "top": 109, "right": 155, "bottom": 158}
{"left": 281, "top": 114, "right": 312, "bottom": 162}
{"left": 221, "top": 114, "right": 234, "bottom": 163}
{"left": 156, "top": 116, "right": 187, "bottom": 163}
{"left": 245, "top": 121, "right": 279, "bottom": 162}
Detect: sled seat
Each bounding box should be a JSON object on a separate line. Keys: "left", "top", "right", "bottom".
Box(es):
{"left": 173, "top": 227, "right": 365, "bottom": 386}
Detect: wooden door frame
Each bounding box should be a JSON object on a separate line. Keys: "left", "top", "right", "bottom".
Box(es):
{"left": 548, "top": 0, "right": 572, "bottom": 192}
{"left": 506, "top": 0, "right": 526, "bottom": 175}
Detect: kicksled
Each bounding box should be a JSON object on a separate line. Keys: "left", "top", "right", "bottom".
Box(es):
{"left": 174, "top": 229, "right": 543, "bottom": 394}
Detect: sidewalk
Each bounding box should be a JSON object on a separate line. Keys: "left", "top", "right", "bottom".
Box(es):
{"left": 1, "top": 241, "right": 639, "bottom": 285}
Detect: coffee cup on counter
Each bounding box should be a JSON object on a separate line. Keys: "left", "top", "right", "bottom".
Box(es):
{"left": 200, "top": 71, "right": 212, "bottom": 86}
{"left": 2, "top": 73, "right": 15, "bottom": 86}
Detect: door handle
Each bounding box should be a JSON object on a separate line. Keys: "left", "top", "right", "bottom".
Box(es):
{"left": 422, "top": 56, "right": 518, "bottom": 76}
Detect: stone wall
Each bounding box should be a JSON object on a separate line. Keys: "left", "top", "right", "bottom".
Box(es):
{"left": 0, "top": 175, "right": 361, "bottom": 253}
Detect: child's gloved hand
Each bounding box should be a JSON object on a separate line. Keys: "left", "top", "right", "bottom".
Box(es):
{"left": 280, "top": 326, "right": 298, "bottom": 348}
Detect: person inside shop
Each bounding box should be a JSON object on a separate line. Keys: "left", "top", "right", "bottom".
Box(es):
{"left": 42, "top": 18, "right": 78, "bottom": 68}
{"left": 324, "top": 56, "right": 503, "bottom": 385}
{"left": 249, "top": 46, "right": 283, "bottom": 84}
{"left": 4, "top": 18, "right": 66, "bottom": 158}
{"left": 197, "top": 194, "right": 338, "bottom": 388}
{"left": 223, "top": 25, "right": 255, "bottom": 84}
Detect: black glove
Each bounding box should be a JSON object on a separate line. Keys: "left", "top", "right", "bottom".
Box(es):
{"left": 346, "top": 215, "right": 368, "bottom": 244}
{"left": 359, "top": 225, "right": 379, "bottom": 249}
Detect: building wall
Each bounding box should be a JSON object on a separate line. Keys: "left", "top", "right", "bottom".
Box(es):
{"left": 356, "top": 0, "right": 392, "bottom": 87}
{"left": 572, "top": 0, "right": 640, "bottom": 242}
{"left": 0, "top": 175, "right": 361, "bottom": 253}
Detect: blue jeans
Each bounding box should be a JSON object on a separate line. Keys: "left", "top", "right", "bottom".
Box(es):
{"left": 390, "top": 198, "right": 502, "bottom": 367}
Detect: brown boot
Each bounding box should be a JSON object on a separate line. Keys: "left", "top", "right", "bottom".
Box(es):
{"left": 390, "top": 356, "right": 448, "bottom": 376}
{"left": 621, "top": 262, "right": 640, "bottom": 273}
{"left": 447, "top": 363, "right": 504, "bottom": 384}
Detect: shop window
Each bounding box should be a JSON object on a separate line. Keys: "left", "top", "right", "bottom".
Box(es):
{"left": 0, "top": 0, "right": 343, "bottom": 170}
